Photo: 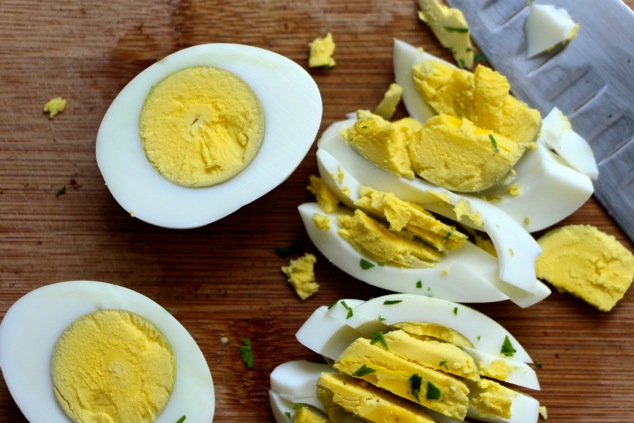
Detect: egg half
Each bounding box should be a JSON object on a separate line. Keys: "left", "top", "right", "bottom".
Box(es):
{"left": 0, "top": 281, "right": 214, "bottom": 423}
{"left": 97, "top": 43, "right": 322, "bottom": 229}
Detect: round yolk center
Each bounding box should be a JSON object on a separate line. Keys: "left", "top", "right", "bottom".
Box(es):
{"left": 51, "top": 309, "right": 175, "bottom": 423}
{"left": 139, "top": 66, "right": 265, "bottom": 188}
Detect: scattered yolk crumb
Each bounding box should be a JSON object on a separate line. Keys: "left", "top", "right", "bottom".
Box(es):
{"left": 51, "top": 309, "right": 175, "bottom": 423}
{"left": 536, "top": 225, "right": 634, "bottom": 311}
{"left": 281, "top": 253, "right": 319, "bottom": 300}
{"left": 312, "top": 213, "right": 331, "bottom": 230}
{"left": 374, "top": 83, "right": 403, "bottom": 120}
{"left": 308, "top": 32, "right": 336, "bottom": 69}
{"left": 43, "top": 97, "right": 66, "bottom": 119}
{"left": 307, "top": 175, "right": 340, "bottom": 213}
{"left": 139, "top": 66, "right": 265, "bottom": 188}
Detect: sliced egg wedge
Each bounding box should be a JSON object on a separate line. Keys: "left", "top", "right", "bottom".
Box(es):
{"left": 392, "top": 39, "right": 595, "bottom": 232}
{"left": 524, "top": 4, "right": 578, "bottom": 59}
{"left": 315, "top": 121, "right": 546, "bottom": 297}
{"left": 272, "top": 294, "right": 541, "bottom": 423}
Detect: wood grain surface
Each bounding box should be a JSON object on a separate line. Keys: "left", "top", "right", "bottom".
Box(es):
{"left": 1, "top": 1, "right": 633, "bottom": 422}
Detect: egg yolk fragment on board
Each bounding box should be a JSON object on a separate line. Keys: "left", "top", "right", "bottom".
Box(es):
{"left": 374, "top": 83, "right": 403, "bottom": 120}
{"left": 139, "top": 66, "right": 265, "bottom": 188}
{"left": 412, "top": 60, "right": 541, "bottom": 146}
{"left": 416, "top": 0, "right": 474, "bottom": 68}
{"left": 50, "top": 309, "right": 175, "bottom": 423}
{"left": 43, "top": 96, "right": 67, "bottom": 119}
{"left": 535, "top": 224, "right": 634, "bottom": 312}
{"left": 307, "top": 174, "right": 340, "bottom": 213}
{"left": 409, "top": 114, "right": 525, "bottom": 192}
{"left": 281, "top": 253, "right": 320, "bottom": 300}
{"left": 308, "top": 32, "right": 336, "bottom": 69}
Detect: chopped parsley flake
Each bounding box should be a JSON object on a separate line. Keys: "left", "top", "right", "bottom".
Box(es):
{"left": 501, "top": 335, "right": 517, "bottom": 357}
{"left": 360, "top": 259, "right": 375, "bottom": 269}
{"left": 378, "top": 315, "right": 386, "bottom": 322}
{"left": 474, "top": 51, "right": 488, "bottom": 63}
{"left": 535, "top": 361, "right": 543, "bottom": 369}
{"left": 239, "top": 338, "right": 255, "bottom": 369}
{"left": 341, "top": 301, "right": 353, "bottom": 319}
{"left": 458, "top": 59, "right": 466, "bottom": 68}
{"left": 327, "top": 299, "right": 339, "bottom": 309}
{"left": 353, "top": 364, "right": 376, "bottom": 377}
{"left": 377, "top": 262, "right": 385, "bottom": 267}
{"left": 275, "top": 239, "right": 303, "bottom": 257}
{"left": 477, "top": 335, "right": 481, "bottom": 341}
{"left": 453, "top": 307, "right": 458, "bottom": 315}
{"left": 293, "top": 404, "right": 305, "bottom": 410}
{"left": 444, "top": 26, "right": 469, "bottom": 33}
{"left": 55, "top": 185, "right": 66, "bottom": 197}
{"left": 284, "top": 411, "right": 291, "bottom": 419}
{"left": 439, "top": 360, "right": 448, "bottom": 369}
{"left": 443, "top": 230, "right": 453, "bottom": 242}
{"left": 383, "top": 300, "right": 402, "bottom": 305}
{"left": 426, "top": 381, "right": 441, "bottom": 400}
{"left": 409, "top": 374, "right": 422, "bottom": 402}
{"left": 489, "top": 134, "right": 500, "bottom": 152}
{"left": 176, "top": 416, "right": 186, "bottom": 423}
{"left": 370, "top": 331, "right": 389, "bottom": 350}
{"left": 416, "top": 280, "right": 423, "bottom": 289}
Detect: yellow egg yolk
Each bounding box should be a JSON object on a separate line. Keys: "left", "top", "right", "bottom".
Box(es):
{"left": 51, "top": 309, "right": 176, "bottom": 423}
{"left": 139, "top": 66, "right": 265, "bottom": 188}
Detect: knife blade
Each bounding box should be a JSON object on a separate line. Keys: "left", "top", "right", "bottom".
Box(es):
{"left": 445, "top": 0, "right": 634, "bottom": 241}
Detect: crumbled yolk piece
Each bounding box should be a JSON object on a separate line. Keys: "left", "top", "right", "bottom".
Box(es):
{"left": 51, "top": 309, "right": 175, "bottom": 423}
{"left": 308, "top": 32, "right": 336, "bottom": 68}
{"left": 43, "top": 97, "right": 67, "bottom": 119}
{"left": 140, "top": 66, "right": 265, "bottom": 188}
{"left": 281, "top": 253, "right": 319, "bottom": 300}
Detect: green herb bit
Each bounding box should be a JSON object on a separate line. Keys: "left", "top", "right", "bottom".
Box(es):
{"left": 409, "top": 374, "right": 422, "bottom": 402}
{"left": 327, "top": 299, "right": 339, "bottom": 309}
{"left": 293, "top": 404, "right": 305, "bottom": 410}
{"left": 439, "top": 360, "right": 448, "bottom": 370}
{"left": 489, "top": 134, "right": 500, "bottom": 152}
{"left": 443, "top": 230, "right": 454, "bottom": 242}
{"left": 500, "top": 335, "right": 517, "bottom": 357}
{"left": 426, "top": 381, "right": 441, "bottom": 400}
{"left": 240, "top": 338, "right": 255, "bottom": 369}
{"left": 535, "top": 361, "right": 543, "bottom": 369}
{"left": 341, "top": 300, "right": 353, "bottom": 319}
{"left": 55, "top": 185, "right": 66, "bottom": 198}
{"left": 370, "top": 331, "right": 389, "bottom": 350}
{"left": 477, "top": 335, "right": 481, "bottom": 341}
{"left": 458, "top": 59, "right": 466, "bottom": 69}
{"left": 416, "top": 280, "right": 423, "bottom": 289}
{"left": 378, "top": 315, "right": 386, "bottom": 322}
{"left": 444, "top": 26, "right": 469, "bottom": 33}
{"left": 453, "top": 307, "right": 458, "bottom": 316}
{"left": 383, "top": 300, "right": 402, "bottom": 305}
{"left": 360, "top": 259, "right": 375, "bottom": 269}
{"left": 353, "top": 364, "right": 376, "bottom": 377}
{"left": 377, "top": 262, "right": 385, "bottom": 267}
{"left": 176, "top": 416, "right": 186, "bottom": 423}
{"left": 474, "top": 51, "right": 488, "bottom": 63}
{"left": 275, "top": 239, "right": 303, "bottom": 257}
{"left": 284, "top": 411, "right": 291, "bottom": 419}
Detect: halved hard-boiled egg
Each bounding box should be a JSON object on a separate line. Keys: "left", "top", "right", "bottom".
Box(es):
{"left": 97, "top": 43, "right": 322, "bottom": 229}
{"left": 271, "top": 294, "right": 542, "bottom": 422}
{"left": 0, "top": 281, "right": 214, "bottom": 422}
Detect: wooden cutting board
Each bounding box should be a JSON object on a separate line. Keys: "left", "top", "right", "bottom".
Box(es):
{"left": 1, "top": 1, "right": 632, "bottom": 421}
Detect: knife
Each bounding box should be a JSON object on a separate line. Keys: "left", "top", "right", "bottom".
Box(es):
{"left": 445, "top": 0, "right": 634, "bottom": 242}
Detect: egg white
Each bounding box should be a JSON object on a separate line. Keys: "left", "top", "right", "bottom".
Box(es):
{"left": 0, "top": 281, "right": 214, "bottom": 423}
{"left": 272, "top": 294, "right": 542, "bottom": 423}
{"left": 524, "top": 4, "right": 577, "bottom": 59}
{"left": 97, "top": 43, "right": 322, "bottom": 229}
{"left": 392, "top": 38, "right": 594, "bottom": 233}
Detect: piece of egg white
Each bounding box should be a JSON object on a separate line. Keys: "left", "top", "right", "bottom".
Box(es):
{"left": 315, "top": 120, "right": 548, "bottom": 299}
{"left": 272, "top": 294, "right": 541, "bottom": 423}
{"left": 393, "top": 39, "right": 594, "bottom": 232}
{"left": 524, "top": 4, "right": 578, "bottom": 59}
{"left": 97, "top": 43, "right": 322, "bottom": 229}
{"left": 0, "top": 281, "right": 214, "bottom": 423}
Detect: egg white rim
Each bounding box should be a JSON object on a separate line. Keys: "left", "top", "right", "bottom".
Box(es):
{"left": 96, "top": 43, "right": 322, "bottom": 229}
{"left": 0, "top": 280, "right": 214, "bottom": 423}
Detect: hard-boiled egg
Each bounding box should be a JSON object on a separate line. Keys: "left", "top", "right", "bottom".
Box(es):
{"left": 271, "top": 294, "right": 541, "bottom": 423}
{"left": 393, "top": 38, "right": 594, "bottom": 232}
{"left": 97, "top": 43, "right": 322, "bottom": 229}
{"left": 524, "top": 4, "right": 578, "bottom": 59}
{"left": 0, "top": 281, "right": 214, "bottom": 423}
{"left": 313, "top": 119, "right": 548, "bottom": 300}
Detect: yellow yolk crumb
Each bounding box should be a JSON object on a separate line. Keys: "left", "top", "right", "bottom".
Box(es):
{"left": 292, "top": 406, "right": 328, "bottom": 423}
{"left": 281, "top": 253, "right": 319, "bottom": 300}
{"left": 506, "top": 182, "right": 521, "bottom": 197}
{"left": 453, "top": 198, "right": 483, "bottom": 227}
{"left": 312, "top": 213, "right": 331, "bottom": 230}
{"left": 43, "top": 97, "right": 66, "bottom": 119}
{"left": 307, "top": 175, "right": 340, "bottom": 213}
{"left": 409, "top": 114, "right": 524, "bottom": 192}
{"left": 341, "top": 110, "right": 419, "bottom": 179}
{"left": 535, "top": 225, "right": 634, "bottom": 311}
{"left": 374, "top": 83, "right": 403, "bottom": 120}
{"left": 417, "top": 0, "right": 474, "bottom": 68}
{"left": 479, "top": 359, "right": 514, "bottom": 381}
{"left": 412, "top": 61, "right": 541, "bottom": 146}
{"left": 139, "top": 66, "right": 265, "bottom": 188}
{"left": 308, "top": 32, "right": 336, "bottom": 68}
{"left": 51, "top": 309, "right": 175, "bottom": 423}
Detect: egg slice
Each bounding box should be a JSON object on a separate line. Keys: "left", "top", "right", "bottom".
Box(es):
{"left": 315, "top": 119, "right": 547, "bottom": 297}
{"left": 97, "top": 43, "right": 322, "bottom": 229}
{"left": 524, "top": 4, "right": 578, "bottom": 59}
{"left": 272, "top": 294, "right": 541, "bottom": 423}
{"left": 392, "top": 38, "right": 594, "bottom": 232}
{"left": 0, "top": 281, "right": 214, "bottom": 423}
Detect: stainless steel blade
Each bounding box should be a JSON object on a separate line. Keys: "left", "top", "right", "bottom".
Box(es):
{"left": 445, "top": 0, "right": 634, "bottom": 241}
